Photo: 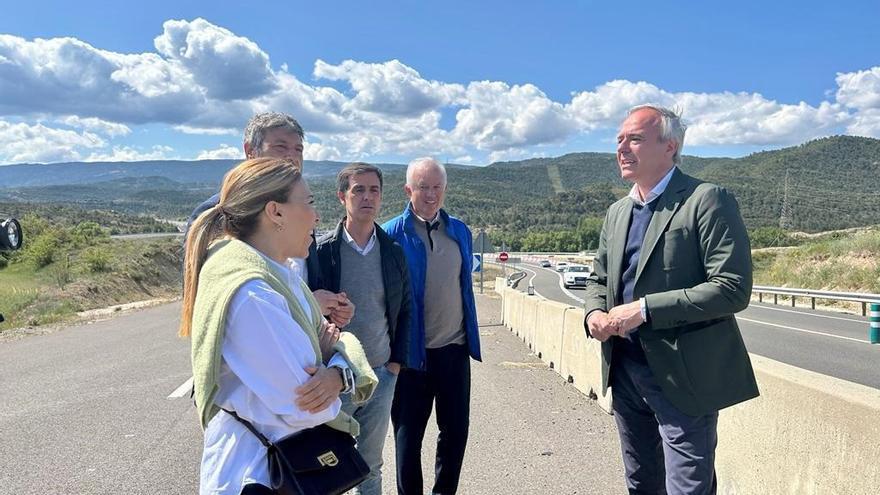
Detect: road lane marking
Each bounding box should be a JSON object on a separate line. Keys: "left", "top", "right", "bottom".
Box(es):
{"left": 747, "top": 303, "right": 867, "bottom": 323}
{"left": 736, "top": 317, "right": 870, "bottom": 344}
{"left": 486, "top": 261, "right": 547, "bottom": 299}
{"left": 168, "top": 377, "right": 193, "bottom": 399}
{"left": 556, "top": 273, "right": 585, "bottom": 304}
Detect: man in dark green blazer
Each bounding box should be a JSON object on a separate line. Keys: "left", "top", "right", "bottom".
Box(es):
{"left": 584, "top": 105, "right": 758, "bottom": 495}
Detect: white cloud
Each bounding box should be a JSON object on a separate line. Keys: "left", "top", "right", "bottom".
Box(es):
{"left": 302, "top": 141, "right": 343, "bottom": 161}
{"left": 0, "top": 120, "right": 104, "bottom": 163}
{"left": 153, "top": 18, "right": 277, "bottom": 100}
{"left": 174, "top": 125, "right": 237, "bottom": 135}
{"left": 847, "top": 108, "right": 880, "bottom": 138}
{"left": 196, "top": 144, "right": 242, "bottom": 160}
{"left": 314, "top": 59, "right": 465, "bottom": 116}
{"left": 835, "top": 67, "right": 880, "bottom": 138}
{"left": 453, "top": 81, "right": 575, "bottom": 151}
{"left": 0, "top": 17, "right": 878, "bottom": 164}
{"left": 58, "top": 116, "right": 131, "bottom": 137}
{"left": 835, "top": 67, "right": 880, "bottom": 110}
{"left": 568, "top": 80, "right": 672, "bottom": 131}
{"left": 568, "top": 80, "right": 850, "bottom": 147}
{"left": 85, "top": 145, "right": 175, "bottom": 162}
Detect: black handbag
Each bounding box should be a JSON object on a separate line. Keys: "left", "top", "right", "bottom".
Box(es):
{"left": 224, "top": 410, "right": 370, "bottom": 495}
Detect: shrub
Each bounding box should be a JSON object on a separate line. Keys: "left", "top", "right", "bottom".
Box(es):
{"left": 70, "top": 221, "right": 109, "bottom": 247}
{"left": 749, "top": 227, "right": 799, "bottom": 248}
{"left": 21, "top": 229, "right": 65, "bottom": 269}
{"left": 81, "top": 245, "right": 113, "bottom": 273}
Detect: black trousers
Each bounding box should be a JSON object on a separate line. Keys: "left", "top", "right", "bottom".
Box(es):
{"left": 391, "top": 343, "right": 471, "bottom": 495}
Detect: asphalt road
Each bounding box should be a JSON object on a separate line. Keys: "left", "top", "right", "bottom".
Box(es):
{"left": 507, "top": 260, "right": 880, "bottom": 390}
{"left": 0, "top": 295, "right": 625, "bottom": 494}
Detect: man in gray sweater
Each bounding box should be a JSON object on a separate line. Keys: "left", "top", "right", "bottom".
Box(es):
{"left": 315, "top": 162, "right": 413, "bottom": 495}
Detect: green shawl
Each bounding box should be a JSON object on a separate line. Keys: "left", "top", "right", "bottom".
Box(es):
{"left": 189, "top": 238, "right": 377, "bottom": 435}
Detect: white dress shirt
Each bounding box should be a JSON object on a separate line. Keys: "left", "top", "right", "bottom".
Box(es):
{"left": 342, "top": 225, "right": 378, "bottom": 256}
{"left": 199, "top": 255, "right": 342, "bottom": 494}
{"left": 627, "top": 166, "right": 677, "bottom": 206}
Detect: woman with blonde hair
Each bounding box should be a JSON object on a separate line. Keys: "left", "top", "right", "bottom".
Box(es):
{"left": 180, "top": 157, "right": 377, "bottom": 494}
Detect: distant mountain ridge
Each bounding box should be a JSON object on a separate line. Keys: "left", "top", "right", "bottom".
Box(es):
{"left": 2, "top": 136, "right": 879, "bottom": 235}
{"left": 0, "top": 159, "right": 408, "bottom": 187}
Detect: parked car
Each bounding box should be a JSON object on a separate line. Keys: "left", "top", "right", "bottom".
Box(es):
{"left": 562, "top": 264, "right": 591, "bottom": 288}
{"left": 539, "top": 260, "right": 551, "bottom": 268}
{"left": 555, "top": 261, "right": 568, "bottom": 272}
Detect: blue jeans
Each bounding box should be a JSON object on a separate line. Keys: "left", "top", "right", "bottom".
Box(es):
{"left": 341, "top": 364, "right": 398, "bottom": 495}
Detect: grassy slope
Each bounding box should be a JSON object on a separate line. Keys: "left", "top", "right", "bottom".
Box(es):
{"left": 0, "top": 237, "right": 182, "bottom": 330}
{"left": 753, "top": 228, "right": 880, "bottom": 293}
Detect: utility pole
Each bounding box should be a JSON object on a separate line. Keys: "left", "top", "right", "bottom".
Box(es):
{"left": 779, "top": 169, "right": 792, "bottom": 230}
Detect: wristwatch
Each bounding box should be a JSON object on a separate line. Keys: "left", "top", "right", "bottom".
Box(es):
{"left": 330, "top": 365, "right": 355, "bottom": 394}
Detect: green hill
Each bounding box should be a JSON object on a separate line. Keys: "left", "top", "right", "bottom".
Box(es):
{"left": 2, "top": 136, "right": 879, "bottom": 250}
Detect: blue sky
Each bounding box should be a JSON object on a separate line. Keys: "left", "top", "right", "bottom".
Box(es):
{"left": 1, "top": 0, "right": 878, "bottom": 164}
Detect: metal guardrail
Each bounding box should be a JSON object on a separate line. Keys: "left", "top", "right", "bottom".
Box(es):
{"left": 753, "top": 285, "right": 880, "bottom": 316}
{"left": 507, "top": 271, "right": 527, "bottom": 289}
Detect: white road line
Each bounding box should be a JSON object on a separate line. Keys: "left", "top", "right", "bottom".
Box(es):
{"left": 747, "top": 302, "right": 867, "bottom": 323}
{"left": 516, "top": 265, "right": 548, "bottom": 299}
{"left": 167, "top": 376, "right": 194, "bottom": 399}
{"left": 736, "top": 317, "right": 870, "bottom": 344}
{"left": 556, "top": 273, "right": 585, "bottom": 304}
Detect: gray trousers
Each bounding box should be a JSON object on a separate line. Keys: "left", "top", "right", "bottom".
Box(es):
{"left": 611, "top": 355, "right": 719, "bottom": 495}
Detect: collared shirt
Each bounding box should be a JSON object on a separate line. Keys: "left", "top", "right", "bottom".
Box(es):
{"left": 412, "top": 209, "right": 440, "bottom": 226}
{"left": 628, "top": 166, "right": 677, "bottom": 206}
{"left": 202, "top": 250, "right": 347, "bottom": 494}
{"left": 342, "top": 224, "right": 378, "bottom": 256}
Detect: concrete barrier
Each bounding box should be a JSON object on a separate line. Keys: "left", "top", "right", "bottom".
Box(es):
{"left": 716, "top": 354, "right": 880, "bottom": 494}
{"left": 558, "top": 306, "right": 612, "bottom": 413}
{"left": 518, "top": 293, "right": 540, "bottom": 351}
{"left": 532, "top": 299, "right": 572, "bottom": 371}
{"left": 496, "top": 287, "right": 880, "bottom": 494}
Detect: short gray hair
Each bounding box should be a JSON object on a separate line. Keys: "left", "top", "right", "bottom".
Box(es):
{"left": 628, "top": 104, "right": 687, "bottom": 165}
{"left": 243, "top": 112, "right": 304, "bottom": 155}
{"left": 406, "top": 157, "right": 447, "bottom": 186}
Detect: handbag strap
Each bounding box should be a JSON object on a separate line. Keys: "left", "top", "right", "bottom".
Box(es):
{"left": 222, "top": 409, "right": 273, "bottom": 449}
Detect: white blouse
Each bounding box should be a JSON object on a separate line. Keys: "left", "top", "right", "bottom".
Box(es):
{"left": 199, "top": 257, "right": 341, "bottom": 494}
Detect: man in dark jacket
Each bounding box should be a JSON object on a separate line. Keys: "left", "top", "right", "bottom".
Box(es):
{"left": 186, "top": 112, "right": 353, "bottom": 326}
{"left": 584, "top": 105, "right": 758, "bottom": 494}
{"left": 315, "top": 162, "right": 412, "bottom": 495}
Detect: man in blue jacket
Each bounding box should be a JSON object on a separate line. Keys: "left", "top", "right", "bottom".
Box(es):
{"left": 382, "top": 157, "right": 481, "bottom": 495}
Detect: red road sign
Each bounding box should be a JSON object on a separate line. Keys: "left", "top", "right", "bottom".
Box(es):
{"left": 499, "top": 252, "right": 509, "bottom": 262}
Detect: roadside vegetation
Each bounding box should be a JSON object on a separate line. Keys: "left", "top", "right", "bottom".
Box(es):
{"left": 0, "top": 209, "right": 183, "bottom": 331}
{"left": 2, "top": 202, "right": 877, "bottom": 333}
{"left": 752, "top": 227, "right": 880, "bottom": 294}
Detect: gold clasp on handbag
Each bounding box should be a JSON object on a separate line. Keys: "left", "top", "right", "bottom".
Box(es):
{"left": 317, "top": 451, "right": 339, "bottom": 467}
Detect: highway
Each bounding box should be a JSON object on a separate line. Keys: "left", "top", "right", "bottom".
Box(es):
{"left": 0, "top": 295, "right": 625, "bottom": 494}
{"left": 500, "top": 259, "right": 880, "bottom": 390}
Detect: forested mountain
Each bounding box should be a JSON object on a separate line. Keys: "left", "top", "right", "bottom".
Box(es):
{"left": 2, "top": 136, "right": 878, "bottom": 250}
{"left": 0, "top": 159, "right": 406, "bottom": 187}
